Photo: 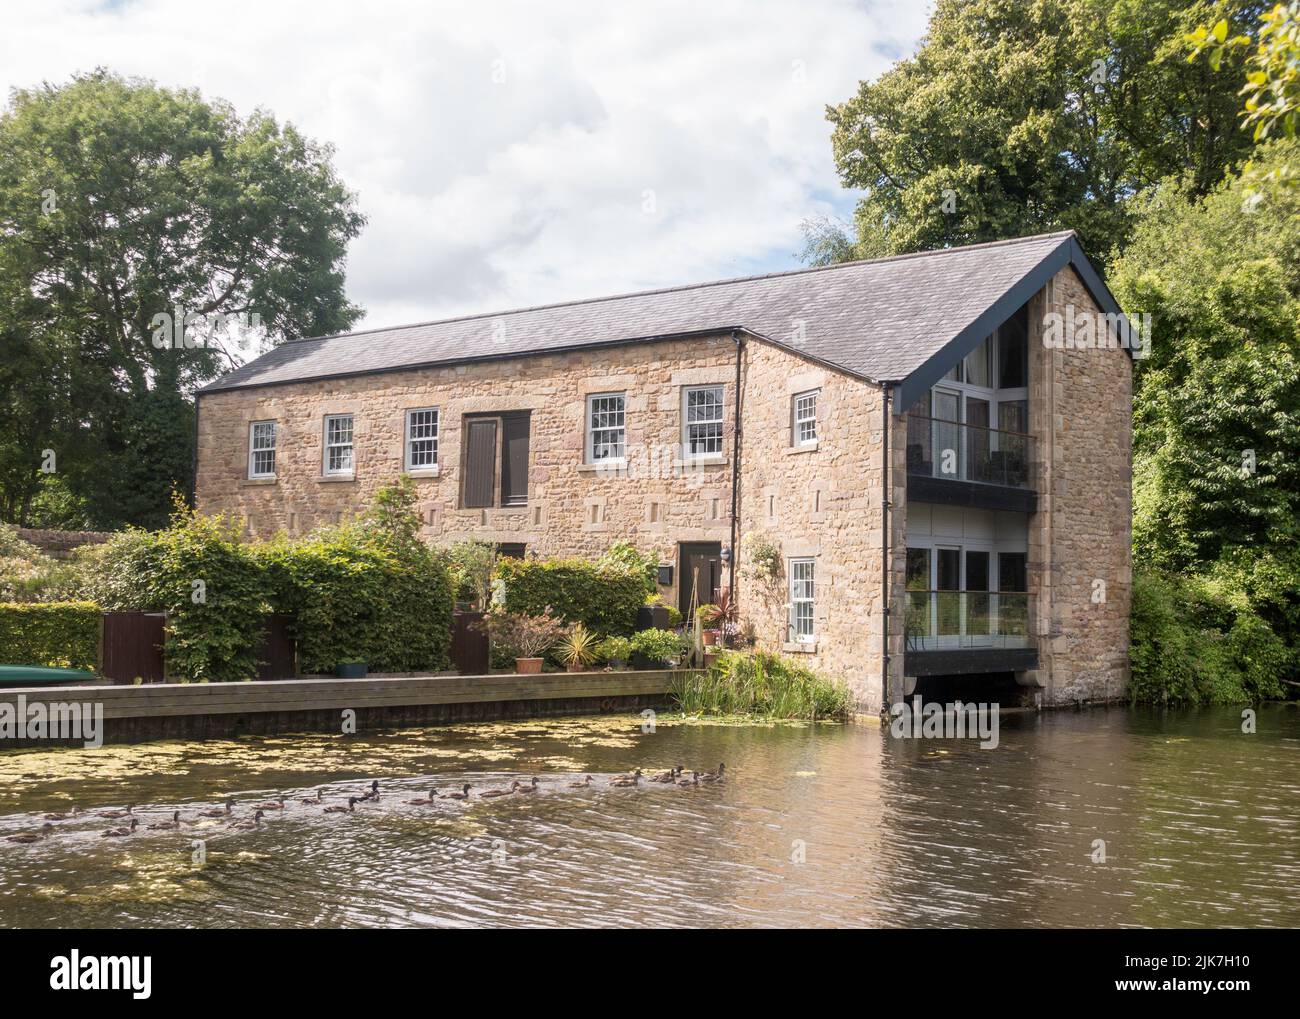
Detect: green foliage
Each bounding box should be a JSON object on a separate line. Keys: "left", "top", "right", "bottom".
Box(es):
{"left": 259, "top": 524, "right": 452, "bottom": 675}
{"left": 475, "top": 606, "right": 569, "bottom": 660}
{"left": 1130, "top": 569, "right": 1290, "bottom": 704}
{"left": 597, "top": 635, "right": 632, "bottom": 666}
{"left": 0, "top": 69, "right": 364, "bottom": 528}
{"left": 600, "top": 541, "right": 659, "bottom": 596}
{"left": 740, "top": 531, "right": 782, "bottom": 587}
{"left": 672, "top": 650, "right": 854, "bottom": 719}
{"left": 442, "top": 540, "right": 496, "bottom": 607}
{"left": 1188, "top": 3, "right": 1299, "bottom": 143}
{"left": 495, "top": 555, "right": 645, "bottom": 636}
{"left": 0, "top": 525, "right": 71, "bottom": 602}
{"left": 557, "top": 623, "right": 600, "bottom": 668}
{"left": 823, "top": 0, "right": 1258, "bottom": 263}
{"left": 629, "top": 628, "right": 689, "bottom": 666}
{"left": 0, "top": 601, "right": 99, "bottom": 670}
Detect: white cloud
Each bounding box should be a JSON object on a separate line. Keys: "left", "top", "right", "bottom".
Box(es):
{"left": 1, "top": 0, "right": 929, "bottom": 333}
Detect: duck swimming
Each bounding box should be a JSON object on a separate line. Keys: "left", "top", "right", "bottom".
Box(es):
{"left": 567, "top": 775, "right": 594, "bottom": 789}
{"left": 404, "top": 789, "right": 439, "bottom": 805}
{"left": 324, "top": 796, "right": 359, "bottom": 814}
{"left": 478, "top": 783, "right": 515, "bottom": 799}
{"left": 102, "top": 818, "right": 139, "bottom": 838}
{"left": 252, "top": 796, "right": 286, "bottom": 811}
{"left": 229, "top": 810, "right": 265, "bottom": 831}
{"left": 360, "top": 780, "right": 380, "bottom": 801}
{"left": 513, "top": 777, "right": 539, "bottom": 794}
{"left": 677, "top": 771, "right": 700, "bottom": 788}
{"left": 610, "top": 769, "right": 642, "bottom": 788}
{"left": 700, "top": 763, "right": 726, "bottom": 783}
{"left": 440, "top": 784, "right": 472, "bottom": 801}
{"left": 299, "top": 790, "right": 324, "bottom": 805}
{"left": 147, "top": 810, "right": 182, "bottom": 830}
{"left": 649, "top": 767, "right": 679, "bottom": 784}
{"left": 43, "top": 806, "right": 80, "bottom": 821}
{"left": 96, "top": 805, "right": 133, "bottom": 819}
{"left": 6, "top": 822, "right": 53, "bottom": 844}
{"left": 197, "top": 799, "right": 234, "bottom": 819}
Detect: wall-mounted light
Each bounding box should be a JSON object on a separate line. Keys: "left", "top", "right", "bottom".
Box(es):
{"left": 720, "top": 546, "right": 732, "bottom": 566}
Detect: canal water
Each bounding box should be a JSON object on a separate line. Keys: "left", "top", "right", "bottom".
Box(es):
{"left": 1, "top": 706, "right": 1296, "bottom": 928}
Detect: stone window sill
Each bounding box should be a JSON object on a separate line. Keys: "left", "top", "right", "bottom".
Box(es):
{"left": 406, "top": 468, "right": 440, "bottom": 479}
{"left": 672, "top": 455, "right": 728, "bottom": 469}
{"left": 784, "top": 441, "right": 819, "bottom": 455}
{"left": 577, "top": 461, "right": 626, "bottom": 474}
{"left": 316, "top": 473, "right": 356, "bottom": 483}
{"left": 782, "top": 640, "right": 818, "bottom": 654}
{"left": 242, "top": 477, "right": 277, "bottom": 486}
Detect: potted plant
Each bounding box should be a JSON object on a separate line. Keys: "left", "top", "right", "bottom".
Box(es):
{"left": 598, "top": 636, "right": 632, "bottom": 670}
{"left": 558, "top": 623, "right": 599, "bottom": 672}
{"left": 636, "top": 593, "right": 671, "bottom": 631}
{"left": 702, "top": 590, "right": 738, "bottom": 647}
{"left": 475, "top": 607, "right": 569, "bottom": 674}
{"left": 696, "top": 603, "right": 720, "bottom": 645}
{"left": 335, "top": 661, "right": 368, "bottom": 679}
{"left": 629, "top": 628, "right": 688, "bottom": 669}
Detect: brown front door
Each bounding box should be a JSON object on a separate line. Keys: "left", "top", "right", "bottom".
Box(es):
{"left": 678, "top": 542, "right": 722, "bottom": 617}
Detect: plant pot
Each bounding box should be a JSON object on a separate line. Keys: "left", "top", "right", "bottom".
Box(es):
{"left": 636, "top": 604, "right": 670, "bottom": 630}
{"left": 702, "top": 629, "right": 718, "bottom": 646}
{"left": 516, "top": 657, "right": 544, "bottom": 674}
{"left": 607, "top": 658, "right": 627, "bottom": 670}
{"left": 704, "top": 651, "right": 720, "bottom": 669}
{"left": 335, "top": 661, "right": 368, "bottom": 679}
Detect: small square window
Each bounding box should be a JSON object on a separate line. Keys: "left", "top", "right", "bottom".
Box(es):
{"left": 248, "top": 421, "right": 276, "bottom": 479}
{"left": 793, "top": 390, "right": 818, "bottom": 445}
{"left": 323, "top": 414, "right": 354, "bottom": 475}
{"left": 405, "top": 408, "right": 439, "bottom": 470}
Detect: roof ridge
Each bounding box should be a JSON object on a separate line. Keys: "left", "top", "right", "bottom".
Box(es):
{"left": 282, "top": 230, "right": 1077, "bottom": 346}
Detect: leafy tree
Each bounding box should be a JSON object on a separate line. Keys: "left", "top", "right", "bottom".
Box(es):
{"left": 823, "top": 0, "right": 1262, "bottom": 263}
{"left": 1110, "top": 140, "right": 1300, "bottom": 570}
{"left": 0, "top": 69, "right": 365, "bottom": 528}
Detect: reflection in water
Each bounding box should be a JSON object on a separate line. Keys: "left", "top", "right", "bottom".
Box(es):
{"left": 0, "top": 707, "right": 1296, "bottom": 928}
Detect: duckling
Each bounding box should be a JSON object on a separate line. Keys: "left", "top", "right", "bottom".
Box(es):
{"left": 700, "top": 763, "right": 726, "bottom": 783}
{"left": 360, "top": 780, "right": 380, "bottom": 801}
{"left": 252, "top": 795, "right": 287, "bottom": 811}
{"left": 513, "top": 776, "right": 539, "bottom": 794}
{"left": 228, "top": 810, "right": 265, "bottom": 831}
{"left": 610, "top": 769, "right": 642, "bottom": 788}
{"left": 676, "top": 771, "right": 700, "bottom": 788}
{"left": 43, "top": 806, "right": 80, "bottom": 821}
{"left": 404, "top": 788, "right": 439, "bottom": 805}
{"left": 299, "top": 790, "right": 324, "bottom": 805}
{"left": 96, "top": 804, "right": 133, "bottom": 819}
{"left": 324, "top": 796, "right": 359, "bottom": 814}
{"left": 6, "top": 822, "right": 54, "bottom": 844}
{"left": 440, "top": 783, "right": 472, "bottom": 801}
{"left": 147, "top": 810, "right": 182, "bottom": 830}
{"left": 102, "top": 818, "right": 139, "bottom": 838}
{"left": 567, "top": 775, "right": 595, "bottom": 789}
{"left": 197, "top": 799, "right": 234, "bottom": 819}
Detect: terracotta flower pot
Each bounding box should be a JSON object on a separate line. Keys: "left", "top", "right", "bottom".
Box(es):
{"left": 702, "top": 630, "right": 718, "bottom": 647}
{"left": 703, "top": 651, "right": 720, "bottom": 669}
{"left": 516, "top": 657, "right": 543, "bottom": 674}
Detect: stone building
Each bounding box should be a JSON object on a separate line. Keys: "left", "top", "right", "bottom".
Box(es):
{"left": 196, "top": 231, "right": 1134, "bottom": 712}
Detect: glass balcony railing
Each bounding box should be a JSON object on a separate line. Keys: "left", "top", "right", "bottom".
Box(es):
{"left": 905, "top": 415, "right": 1034, "bottom": 489}
{"left": 904, "top": 590, "right": 1032, "bottom": 651}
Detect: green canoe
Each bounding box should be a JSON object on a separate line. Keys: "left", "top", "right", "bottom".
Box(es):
{"left": 0, "top": 665, "right": 98, "bottom": 686}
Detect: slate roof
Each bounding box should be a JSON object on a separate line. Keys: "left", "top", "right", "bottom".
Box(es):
{"left": 201, "top": 230, "right": 1111, "bottom": 395}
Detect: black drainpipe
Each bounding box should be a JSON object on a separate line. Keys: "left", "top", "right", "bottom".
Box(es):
{"left": 880, "top": 383, "right": 892, "bottom": 719}
{"left": 728, "top": 329, "right": 744, "bottom": 596}
{"left": 190, "top": 393, "right": 200, "bottom": 508}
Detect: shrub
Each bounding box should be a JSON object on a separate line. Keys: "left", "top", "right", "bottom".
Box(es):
{"left": 476, "top": 607, "right": 569, "bottom": 660}
{"left": 597, "top": 635, "right": 631, "bottom": 666}
{"left": 600, "top": 541, "right": 658, "bottom": 596}
{"left": 0, "top": 601, "right": 100, "bottom": 670}
{"left": 495, "top": 555, "right": 644, "bottom": 636}
{"left": 259, "top": 521, "right": 453, "bottom": 675}
{"left": 672, "top": 650, "right": 853, "bottom": 719}
{"left": 629, "top": 627, "right": 689, "bottom": 666}
{"left": 557, "top": 623, "right": 600, "bottom": 668}
{"left": 442, "top": 540, "right": 495, "bottom": 607}
{"left": 0, "top": 526, "right": 80, "bottom": 603}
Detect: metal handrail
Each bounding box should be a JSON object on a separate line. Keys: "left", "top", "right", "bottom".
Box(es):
{"left": 904, "top": 414, "right": 1034, "bottom": 489}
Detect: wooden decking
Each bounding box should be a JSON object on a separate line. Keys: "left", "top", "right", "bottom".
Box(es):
{"left": 0, "top": 670, "right": 681, "bottom": 747}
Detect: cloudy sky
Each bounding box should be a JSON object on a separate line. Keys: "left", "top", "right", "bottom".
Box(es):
{"left": 1, "top": 0, "right": 930, "bottom": 334}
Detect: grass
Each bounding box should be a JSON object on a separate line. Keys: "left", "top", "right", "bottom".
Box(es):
{"left": 670, "top": 650, "right": 854, "bottom": 720}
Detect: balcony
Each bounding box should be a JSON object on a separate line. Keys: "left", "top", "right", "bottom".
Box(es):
{"left": 903, "top": 590, "right": 1037, "bottom": 677}
{"left": 905, "top": 415, "right": 1036, "bottom": 512}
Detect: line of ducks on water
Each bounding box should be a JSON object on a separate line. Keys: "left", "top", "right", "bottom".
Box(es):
{"left": 2, "top": 763, "right": 726, "bottom": 843}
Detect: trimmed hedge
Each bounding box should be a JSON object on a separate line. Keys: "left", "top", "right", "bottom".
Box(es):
{"left": 495, "top": 556, "right": 645, "bottom": 636}
{"left": 259, "top": 526, "right": 453, "bottom": 675}
{"left": 0, "top": 601, "right": 100, "bottom": 670}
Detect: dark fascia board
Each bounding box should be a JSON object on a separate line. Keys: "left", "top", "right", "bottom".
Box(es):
{"left": 894, "top": 235, "right": 1132, "bottom": 411}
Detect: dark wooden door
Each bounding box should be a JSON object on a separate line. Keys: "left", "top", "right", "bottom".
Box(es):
{"left": 463, "top": 419, "right": 498, "bottom": 508}
{"left": 678, "top": 542, "right": 722, "bottom": 616}
{"left": 500, "top": 412, "right": 530, "bottom": 506}
{"left": 100, "top": 612, "right": 165, "bottom": 685}
{"left": 255, "top": 614, "right": 297, "bottom": 680}
{"left": 451, "top": 611, "right": 489, "bottom": 675}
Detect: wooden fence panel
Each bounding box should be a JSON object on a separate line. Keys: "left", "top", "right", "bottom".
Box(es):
{"left": 451, "top": 611, "right": 489, "bottom": 675}
{"left": 100, "top": 612, "right": 165, "bottom": 685}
